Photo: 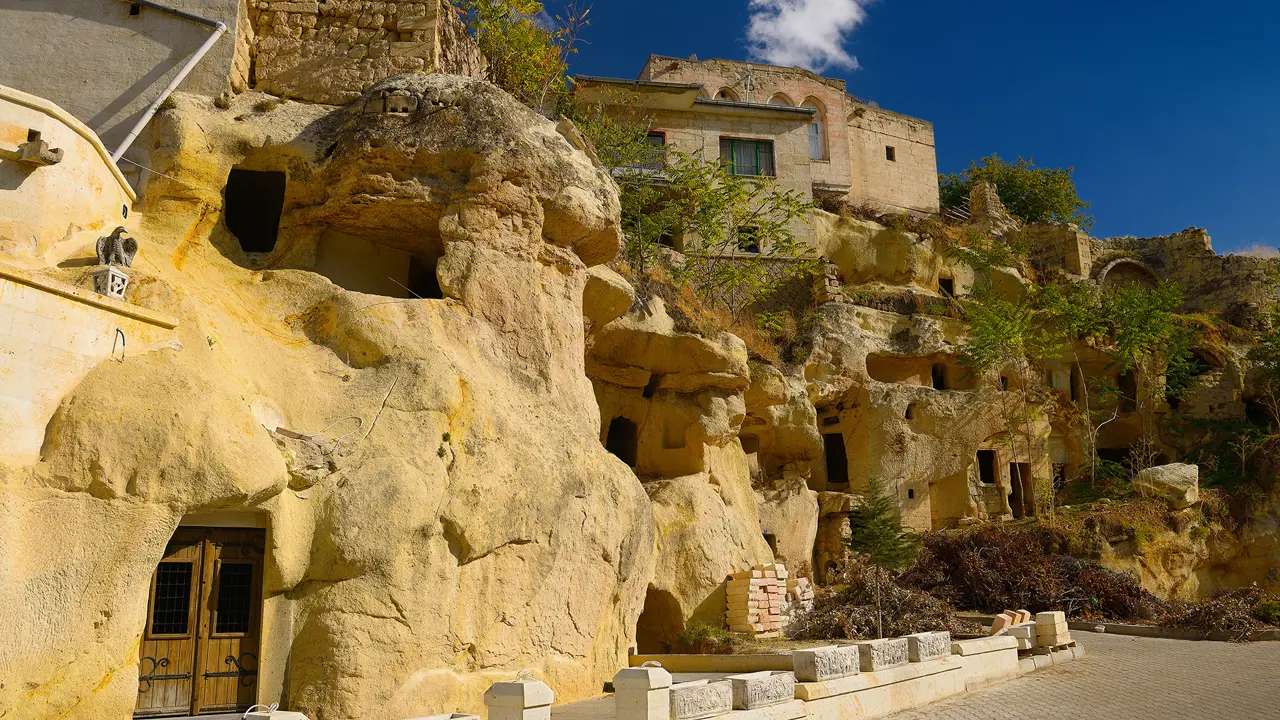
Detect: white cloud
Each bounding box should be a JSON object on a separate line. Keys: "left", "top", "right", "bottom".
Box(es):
{"left": 746, "top": 0, "right": 875, "bottom": 72}
{"left": 530, "top": 9, "right": 557, "bottom": 32}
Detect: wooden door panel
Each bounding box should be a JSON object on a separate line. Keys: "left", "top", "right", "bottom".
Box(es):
{"left": 193, "top": 529, "right": 264, "bottom": 715}
{"left": 135, "top": 531, "right": 202, "bottom": 717}
{"left": 136, "top": 527, "right": 264, "bottom": 717}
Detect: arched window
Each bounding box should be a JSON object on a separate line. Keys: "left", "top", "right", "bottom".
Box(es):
{"left": 768, "top": 93, "right": 794, "bottom": 107}
{"left": 715, "top": 87, "right": 740, "bottom": 102}
{"left": 802, "top": 99, "right": 826, "bottom": 160}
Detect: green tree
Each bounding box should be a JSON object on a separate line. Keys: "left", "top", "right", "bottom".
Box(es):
{"left": 1247, "top": 307, "right": 1280, "bottom": 429}
{"left": 959, "top": 283, "right": 1055, "bottom": 515}
{"left": 846, "top": 478, "right": 921, "bottom": 638}
{"left": 455, "top": 0, "right": 589, "bottom": 113}
{"left": 940, "top": 154, "right": 1093, "bottom": 229}
{"left": 1033, "top": 282, "right": 1113, "bottom": 485}
{"left": 573, "top": 102, "right": 818, "bottom": 322}
{"left": 1096, "top": 281, "right": 1184, "bottom": 474}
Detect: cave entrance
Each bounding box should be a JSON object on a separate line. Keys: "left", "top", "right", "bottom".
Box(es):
{"left": 635, "top": 586, "right": 683, "bottom": 654}
{"left": 224, "top": 168, "right": 285, "bottom": 253}
{"left": 1009, "top": 462, "right": 1033, "bottom": 518}
{"left": 931, "top": 363, "right": 947, "bottom": 390}
{"left": 1117, "top": 370, "right": 1138, "bottom": 413}
{"left": 408, "top": 254, "right": 444, "bottom": 299}
{"left": 822, "top": 432, "right": 849, "bottom": 488}
{"left": 605, "top": 417, "right": 638, "bottom": 468}
{"left": 977, "top": 449, "right": 997, "bottom": 484}
{"left": 135, "top": 527, "right": 265, "bottom": 717}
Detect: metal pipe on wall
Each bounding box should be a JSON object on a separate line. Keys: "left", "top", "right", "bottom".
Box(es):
{"left": 109, "top": 0, "right": 228, "bottom": 163}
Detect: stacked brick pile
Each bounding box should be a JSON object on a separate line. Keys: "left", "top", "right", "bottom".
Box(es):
{"left": 726, "top": 563, "right": 787, "bottom": 637}
{"left": 1035, "top": 611, "right": 1073, "bottom": 648}
{"left": 785, "top": 576, "right": 814, "bottom": 612}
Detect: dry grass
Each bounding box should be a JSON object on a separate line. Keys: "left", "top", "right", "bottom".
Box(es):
{"left": 624, "top": 265, "right": 798, "bottom": 366}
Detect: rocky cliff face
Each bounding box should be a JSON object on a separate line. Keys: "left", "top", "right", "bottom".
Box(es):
{"left": 0, "top": 75, "right": 651, "bottom": 720}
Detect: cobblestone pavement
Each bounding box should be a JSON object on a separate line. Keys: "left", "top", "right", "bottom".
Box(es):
{"left": 889, "top": 631, "right": 1280, "bottom": 720}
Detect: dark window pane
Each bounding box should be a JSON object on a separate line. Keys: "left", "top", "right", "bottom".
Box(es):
{"left": 733, "top": 141, "right": 757, "bottom": 176}
{"left": 151, "top": 562, "right": 193, "bottom": 635}
{"left": 759, "top": 143, "right": 776, "bottom": 176}
{"left": 215, "top": 563, "right": 255, "bottom": 634}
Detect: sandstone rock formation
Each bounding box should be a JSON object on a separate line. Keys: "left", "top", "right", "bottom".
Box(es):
{"left": 1134, "top": 463, "right": 1201, "bottom": 510}
{"left": 0, "top": 75, "right": 651, "bottom": 720}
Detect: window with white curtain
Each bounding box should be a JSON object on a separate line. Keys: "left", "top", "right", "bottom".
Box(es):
{"left": 803, "top": 101, "right": 826, "bottom": 160}
{"left": 719, "top": 138, "right": 776, "bottom": 177}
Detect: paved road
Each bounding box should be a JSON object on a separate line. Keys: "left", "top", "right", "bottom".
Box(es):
{"left": 890, "top": 631, "right": 1280, "bottom": 720}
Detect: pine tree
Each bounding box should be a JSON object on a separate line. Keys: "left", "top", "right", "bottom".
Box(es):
{"left": 846, "top": 478, "right": 922, "bottom": 638}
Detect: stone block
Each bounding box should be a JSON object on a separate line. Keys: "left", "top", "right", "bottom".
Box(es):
{"left": 851, "top": 638, "right": 908, "bottom": 671}
{"left": 1035, "top": 611, "right": 1066, "bottom": 626}
{"left": 615, "top": 665, "right": 673, "bottom": 720}
{"left": 270, "top": 1, "right": 320, "bottom": 12}
{"left": 904, "top": 631, "right": 951, "bottom": 662}
{"left": 391, "top": 42, "right": 434, "bottom": 58}
{"left": 1008, "top": 625, "right": 1034, "bottom": 640}
{"left": 793, "top": 644, "right": 860, "bottom": 682}
{"left": 669, "top": 680, "right": 732, "bottom": 720}
{"left": 727, "top": 671, "right": 795, "bottom": 710}
{"left": 484, "top": 677, "right": 553, "bottom": 720}
{"left": 988, "top": 612, "right": 1015, "bottom": 636}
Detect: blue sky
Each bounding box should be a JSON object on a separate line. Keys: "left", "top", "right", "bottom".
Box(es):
{"left": 565, "top": 0, "right": 1280, "bottom": 252}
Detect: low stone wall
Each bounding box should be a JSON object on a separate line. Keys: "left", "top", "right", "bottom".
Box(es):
{"left": 605, "top": 635, "right": 1030, "bottom": 720}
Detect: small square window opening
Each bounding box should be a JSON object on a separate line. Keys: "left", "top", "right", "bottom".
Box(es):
{"left": 129, "top": 2, "right": 141, "bottom": 15}
{"left": 886, "top": 146, "right": 897, "bottom": 162}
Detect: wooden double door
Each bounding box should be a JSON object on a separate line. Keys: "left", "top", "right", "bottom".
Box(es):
{"left": 135, "top": 528, "right": 265, "bottom": 717}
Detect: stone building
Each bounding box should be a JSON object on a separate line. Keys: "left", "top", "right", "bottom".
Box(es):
{"left": 574, "top": 54, "right": 941, "bottom": 232}
{"left": 0, "top": 0, "right": 485, "bottom": 168}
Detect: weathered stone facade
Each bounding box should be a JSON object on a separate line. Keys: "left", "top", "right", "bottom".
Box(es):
{"left": 0, "top": 0, "right": 485, "bottom": 151}
{"left": 249, "top": 0, "right": 487, "bottom": 104}
{"left": 575, "top": 55, "right": 940, "bottom": 223}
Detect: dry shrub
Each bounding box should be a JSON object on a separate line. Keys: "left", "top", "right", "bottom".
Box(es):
{"left": 898, "top": 524, "right": 1165, "bottom": 621}
{"left": 630, "top": 267, "right": 797, "bottom": 365}
{"left": 1162, "top": 586, "right": 1280, "bottom": 640}
{"left": 672, "top": 621, "right": 742, "bottom": 654}
{"left": 788, "top": 556, "right": 967, "bottom": 641}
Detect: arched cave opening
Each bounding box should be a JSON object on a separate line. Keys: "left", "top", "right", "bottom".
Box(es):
{"left": 605, "top": 417, "right": 638, "bottom": 468}
{"left": 224, "top": 168, "right": 286, "bottom": 253}
{"left": 635, "top": 586, "right": 683, "bottom": 654}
